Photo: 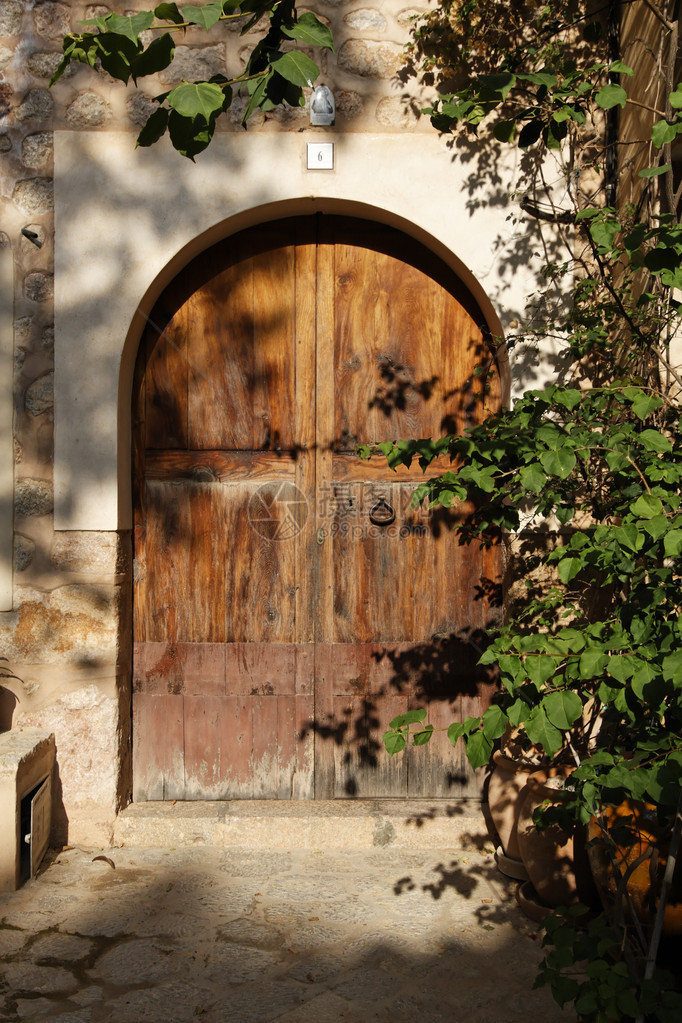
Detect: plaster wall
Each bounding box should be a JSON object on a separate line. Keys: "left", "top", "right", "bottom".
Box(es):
{"left": 54, "top": 129, "right": 558, "bottom": 533}
{"left": 1, "top": 0, "right": 560, "bottom": 844}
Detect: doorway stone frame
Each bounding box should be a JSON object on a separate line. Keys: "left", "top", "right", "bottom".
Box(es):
{"left": 50, "top": 129, "right": 558, "bottom": 829}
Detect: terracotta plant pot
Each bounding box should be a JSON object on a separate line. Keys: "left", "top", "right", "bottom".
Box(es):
{"left": 516, "top": 767, "right": 596, "bottom": 909}
{"left": 487, "top": 748, "right": 537, "bottom": 879}
{"left": 587, "top": 800, "right": 682, "bottom": 937}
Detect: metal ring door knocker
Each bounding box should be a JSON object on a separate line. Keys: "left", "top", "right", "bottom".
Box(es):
{"left": 369, "top": 498, "right": 395, "bottom": 527}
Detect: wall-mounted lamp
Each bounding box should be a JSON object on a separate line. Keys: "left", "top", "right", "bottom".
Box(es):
{"left": 310, "top": 85, "right": 335, "bottom": 127}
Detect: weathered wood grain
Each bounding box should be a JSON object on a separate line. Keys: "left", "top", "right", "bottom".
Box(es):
{"left": 133, "top": 215, "right": 503, "bottom": 801}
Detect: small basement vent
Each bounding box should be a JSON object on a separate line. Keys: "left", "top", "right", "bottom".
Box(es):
{"left": 19, "top": 774, "right": 51, "bottom": 885}
{"left": 0, "top": 729, "right": 55, "bottom": 891}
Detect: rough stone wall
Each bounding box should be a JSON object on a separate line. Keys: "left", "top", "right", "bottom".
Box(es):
{"left": 0, "top": 0, "right": 433, "bottom": 844}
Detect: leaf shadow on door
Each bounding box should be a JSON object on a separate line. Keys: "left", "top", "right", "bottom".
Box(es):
{"left": 303, "top": 609, "right": 503, "bottom": 799}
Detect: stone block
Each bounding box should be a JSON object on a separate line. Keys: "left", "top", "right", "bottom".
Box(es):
{"left": 22, "top": 132, "right": 53, "bottom": 169}
{"left": 0, "top": 728, "right": 55, "bottom": 891}
{"left": 25, "top": 371, "right": 54, "bottom": 416}
{"left": 24, "top": 272, "right": 53, "bottom": 303}
{"left": 41, "top": 324, "right": 54, "bottom": 351}
{"left": 27, "top": 51, "right": 63, "bottom": 79}
{"left": 159, "top": 44, "right": 225, "bottom": 84}
{"left": 344, "top": 9, "right": 387, "bottom": 31}
{"left": 33, "top": 2, "right": 71, "bottom": 39}
{"left": 397, "top": 6, "right": 426, "bottom": 27}
{"left": 337, "top": 39, "right": 403, "bottom": 78}
{"left": 0, "top": 44, "right": 12, "bottom": 68}
{"left": 13, "top": 177, "right": 54, "bottom": 214}
{"left": 335, "top": 90, "right": 364, "bottom": 119}
{"left": 14, "top": 535, "right": 35, "bottom": 573}
{"left": 126, "top": 91, "right": 157, "bottom": 127}
{"left": 0, "top": 0, "right": 22, "bottom": 36}
{"left": 16, "top": 89, "right": 53, "bottom": 123}
{"left": 0, "top": 132, "right": 11, "bottom": 151}
{"left": 15, "top": 477, "right": 53, "bottom": 518}
{"left": 376, "top": 96, "right": 416, "bottom": 128}
{"left": 0, "top": 81, "right": 11, "bottom": 117}
{"left": 50, "top": 532, "right": 120, "bottom": 575}
{"left": 66, "top": 92, "right": 112, "bottom": 128}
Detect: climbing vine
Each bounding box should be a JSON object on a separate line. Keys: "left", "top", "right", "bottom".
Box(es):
{"left": 51, "top": 0, "right": 333, "bottom": 158}
{"left": 375, "top": 2, "right": 682, "bottom": 1019}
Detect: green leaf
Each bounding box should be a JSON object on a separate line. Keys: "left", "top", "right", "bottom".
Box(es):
{"left": 544, "top": 690, "right": 583, "bottom": 729}
{"left": 105, "top": 11, "right": 155, "bottom": 41}
{"left": 607, "top": 653, "right": 639, "bottom": 684}
{"left": 609, "top": 60, "right": 634, "bottom": 76}
{"left": 131, "top": 32, "right": 175, "bottom": 80}
{"left": 557, "top": 557, "right": 582, "bottom": 584}
{"left": 630, "top": 392, "right": 662, "bottom": 419}
{"left": 389, "top": 708, "right": 426, "bottom": 729}
{"left": 525, "top": 705, "right": 563, "bottom": 756}
{"left": 662, "top": 650, "right": 682, "bottom": 683}
{"left": 518, "top": 71, "right": 557, "bottom": 88}
{"left": 93, "top": 32, "right": 142, "bottom": 83}
{"left": 525, "top": 655, "right": 560, "bottom": 685}
{"left": 630, "top": 494, "right": 663, "bottom": 519}
{"left": 664, "top": 528, "right": 682, "bottom": 556}
{"left": 518, "top": 120, "right": 543, "bottom": 148}
{"left": 271, "top": 50, "right": 320, "bottom": 88}
{"left": 652, "top": 119, "right": 681, "bottom": 148}
{"left": 639, "top": 428, "right": 672, "bottom": 452}
{"left": 167, "top": 108, "right": 213, "bottom": 159}
{"left": 670, "top": 86, "right": 682, "bottom": 109}
{"left": 575, "top": 207, "right": 601, "bottom": 221}
{"left": 590, "top": 217, "right": 620, "bottom": 249}
{"left": 595, "top": 84, "right": 627, "bottom": 110}
{"left": 482, "top": 704, "right": 507, "bottom": 740}
{"left": 136, "top": 105, "right": 169, "bottom": 146}
{"left": 447, "top": 721, "right": 466, "bottom": 747}
{"left": 154, "top": 2, "right": 184, "bottom": 23}
{"left": 464, "top": 729, "right": 493, "bottom": 769}
{"left": 554, "top": 388, "right": 582, "bottom": 410}
{"left": 493, "top": 120, "right": 516, "bottom": 143}
{"left": 383, "top": 730, "right": 406, "bottom": 756}
{"left": 639, "top": 164, "right": 672, "bottom": 178}
{"left": 519, "top": 463, "right": 547, "bottom": 493}
{"left": 167, "top": 81, "right": 225, "bottom": 120}
{"left": 413, "top": 724, "right": 435, "bottom": 746}
{"left": 579, "top": 647, "right": 608, "bottom": 679}
{"left": 179, "top": 1, "right": 223, "bottom": 29}
{"left": 242, "top": 70, "right": 273, "bottom": 122}
{"left": 281, "top": 12, "right": 334, "bottom": 51}
{"left": 540, "top": 447, "right": 576, "bottom": 479}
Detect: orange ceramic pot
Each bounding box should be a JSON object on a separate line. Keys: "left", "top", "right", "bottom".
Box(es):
{"left": 488, "top": 749, "right": 537, "bottom": 861}
{"left": 587, "top": 800, "right": 682, "bottom": 937}
{"left": 517, "top": 767, "right": 597, "bottom": 909}
{"left": 487, "top": 748, "right": 548, "bottom": 880}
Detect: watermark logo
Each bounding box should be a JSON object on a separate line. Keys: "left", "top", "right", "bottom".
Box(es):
{"left": 248, "top": 482, "right": 309, "bottom": 541}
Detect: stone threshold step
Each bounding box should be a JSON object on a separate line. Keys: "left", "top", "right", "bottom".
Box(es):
{"left": 114, "top": 799, "right": 491, "bottom": 850}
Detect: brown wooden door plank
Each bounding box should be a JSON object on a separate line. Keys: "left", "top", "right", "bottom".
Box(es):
{"left": 132, "top": 694, "right": 184, "bottom": 800}
{"left": 144, "top": 307, "right": 188, "bottom": 450}
{"left": 186, "top": 245, "right": 255, "bottom": 449}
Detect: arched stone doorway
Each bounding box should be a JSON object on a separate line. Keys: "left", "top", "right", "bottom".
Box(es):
{"left": 131, "top": 214, "right": 504, "bottom": 801}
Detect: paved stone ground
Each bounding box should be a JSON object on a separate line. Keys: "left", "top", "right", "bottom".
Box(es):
{"left": 0, "top": 845, "right": 568, "bottom": 1022}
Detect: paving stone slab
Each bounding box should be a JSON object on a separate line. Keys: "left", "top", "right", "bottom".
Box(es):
{"left": 0, "top": 845, "right": 569, "bottom": 1023}
{"left": 27, "top": 935, "right": 94, "bottom": 964}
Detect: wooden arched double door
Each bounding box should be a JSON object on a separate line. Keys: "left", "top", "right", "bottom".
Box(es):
{"left": 132, "top": 215, "right": 502, "bottom": 801}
